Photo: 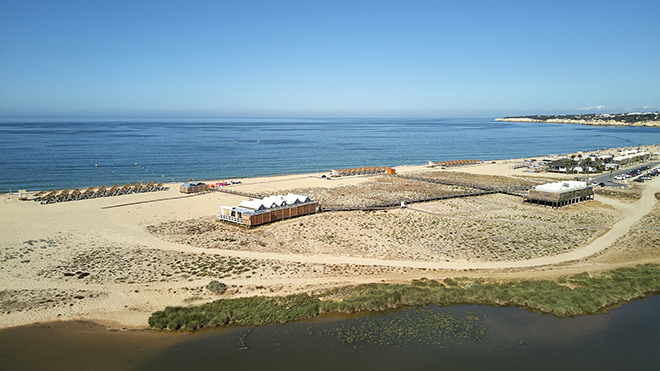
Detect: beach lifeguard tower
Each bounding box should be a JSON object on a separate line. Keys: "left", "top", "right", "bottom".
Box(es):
{"left": 18, "top": 190, "right": 28, "bottom": 201}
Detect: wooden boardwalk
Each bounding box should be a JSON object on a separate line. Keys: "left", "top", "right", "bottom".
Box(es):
{"left": 213, "top": 187, "right": 262, "bottom": 199}
{"left": 321, "top": 174, "right": 532, "bottom": 212}
{"left": 322, "top": 189, "right": 494, "bottom": 212}
{"left": 394, "top": 174, "right": 531, "bottom": 197}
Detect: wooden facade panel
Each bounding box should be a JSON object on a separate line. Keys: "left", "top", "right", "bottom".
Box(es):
{"left": 243, "top": 202, "right": 319, "bottom": 227}
{"left": 180, "top": 184, "right": 210, "bottom": 193}
{"left": 528, "top": 188, "right": 593, "bottom": 203}
{"left": 528, "top": 190, "right": 560, "bottom": 202}
{"left": 526, "top": 187, "right": 594, "bottom": 208}
{"left": 558, "top": 188, "right": 593, "bottom": 202}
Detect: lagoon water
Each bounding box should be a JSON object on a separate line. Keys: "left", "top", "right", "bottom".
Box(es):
{"left": 1, "top": 118, "right": 659, "bottom": 192}
{"left": 141, "top": 297, "right": 660, "bottom": 371}
{"left": 1, "top": 296, "right": 658, "bottom": 370}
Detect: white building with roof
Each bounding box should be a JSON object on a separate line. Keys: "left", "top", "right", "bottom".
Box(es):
{"left": 219, "top": 193, "right": 318, "bottom": 226}
{"left": 524, "top": 181, "right": 594, "bottom": 208}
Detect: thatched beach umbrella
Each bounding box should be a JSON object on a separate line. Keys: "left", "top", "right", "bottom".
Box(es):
{"left": 42, "top": 190, "right": 58, "bottom": 200}
{"left": 82, "top": 187, "right": 94, "bottom": 198}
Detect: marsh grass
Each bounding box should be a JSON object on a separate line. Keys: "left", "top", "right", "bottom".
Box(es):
{"left": 148, "top": 264, "right": 660, "bottom": 331}
{"left": 149, "top": 294, "right": 320, "bottom": 330}
{"left": 324, "top": 307, "right": 486, "bottom": 347}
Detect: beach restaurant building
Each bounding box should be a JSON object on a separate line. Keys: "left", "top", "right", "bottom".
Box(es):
{"left": 523, "top": 181, "right": 594, "bottom": 208}
{"left": 180, "top": 182, "right": 209, "bottom": 194}
{"left": 218, "top": 193, "right": 318, "bottom": 227}
{"left": 612, "top": 151, "right": 649, "bottom": 166}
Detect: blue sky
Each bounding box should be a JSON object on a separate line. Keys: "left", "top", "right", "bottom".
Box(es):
{"left": 1, "top": 0, "right": 658, "bottom": 118}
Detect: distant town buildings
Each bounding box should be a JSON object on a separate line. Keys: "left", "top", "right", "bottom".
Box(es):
{"left": 510, "top": 148, "right": 652, "bottom": 174}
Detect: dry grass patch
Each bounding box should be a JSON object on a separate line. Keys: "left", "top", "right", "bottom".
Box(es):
{"left": 416, "top": 171, "right": 542, "bottom": 188}
{"left": 387, "top": 211, "right": 603, "bottom": 262}
{"left": 595, "top": 186, "right": 643, "bottom": 201}
{"left": 413, "top": 194, "right": 622, "bottom": 226}
{"left": 148, "top": 199, "right": 609, "bottom": 263}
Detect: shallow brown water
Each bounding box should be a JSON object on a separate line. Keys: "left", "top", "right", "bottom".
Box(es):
{"left": 0, "top": 321, "right": 202, "bottom": 371}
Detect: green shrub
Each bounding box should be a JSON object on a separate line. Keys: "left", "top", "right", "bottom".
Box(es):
{"left": 207, "top": 280, "right": 227, "bottom": 295}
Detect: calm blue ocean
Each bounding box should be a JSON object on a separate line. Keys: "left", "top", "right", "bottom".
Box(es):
{"left": 1, "top": 118, "right": 658, "bottom": 192}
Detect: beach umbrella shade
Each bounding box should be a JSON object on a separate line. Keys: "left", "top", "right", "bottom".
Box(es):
{"left": 43, "top": 190, "right": 57, "bottom": 199}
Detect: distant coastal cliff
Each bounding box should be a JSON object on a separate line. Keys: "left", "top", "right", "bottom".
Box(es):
{"left": 495, "top": 112, "right": 660, "bottom": 127}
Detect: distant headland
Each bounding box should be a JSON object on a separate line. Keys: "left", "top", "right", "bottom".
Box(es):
{"left": 495, "top": 112, "right": 660, "bottom": 127}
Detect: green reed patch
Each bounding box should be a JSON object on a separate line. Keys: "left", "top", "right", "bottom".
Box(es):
{"left": 323, "top": 308, "right": 485, "bottom": 348}
{"left": 149, "top": 264, "right": 660, "bottom": 331}
{"left": 148, "top": 293, "right": 320, "bottom": 330}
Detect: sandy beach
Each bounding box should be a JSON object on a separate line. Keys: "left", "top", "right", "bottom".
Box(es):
{"left": 1, "top": 145, "right": 659, "bottom": 330}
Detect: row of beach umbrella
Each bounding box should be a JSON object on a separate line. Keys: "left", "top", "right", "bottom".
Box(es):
{"left": 332, "top": 166, "right": 388, "bottom": 176}
{"left": 433, "top": 159, "right": 482, "bottom": 167}
{"left": 32, "top": 181, "right": 167, "bottom": 204}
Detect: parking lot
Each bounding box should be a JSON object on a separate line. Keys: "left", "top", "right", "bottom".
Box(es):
{"left": 591, "top": 161, "right": 660, "bottom": 187}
